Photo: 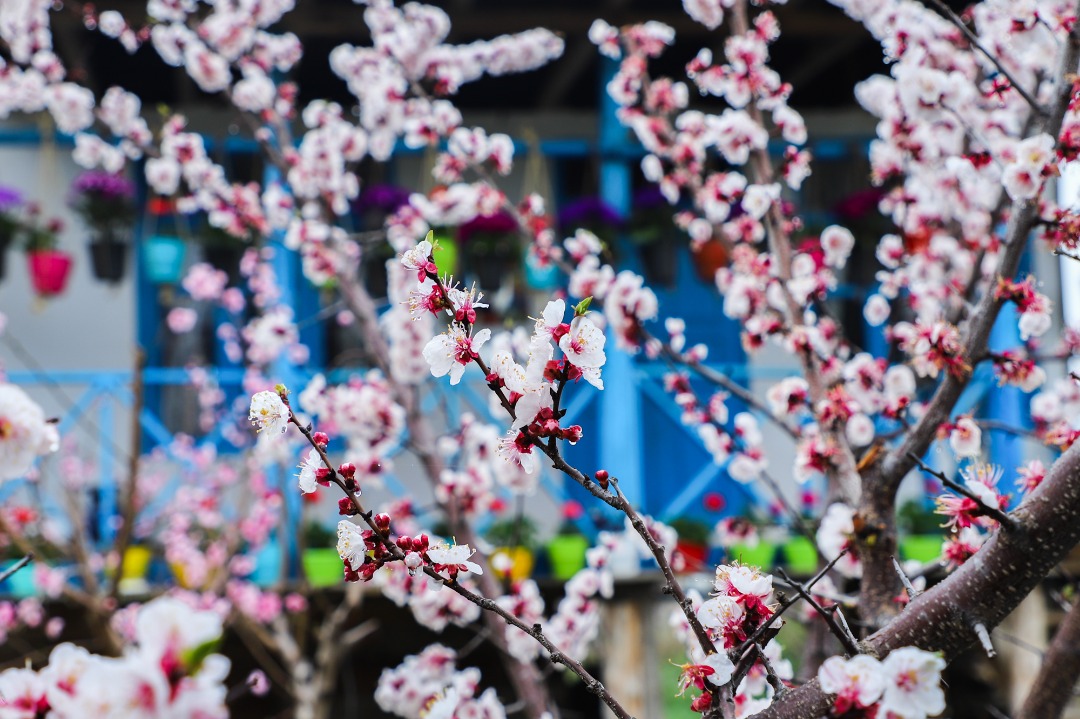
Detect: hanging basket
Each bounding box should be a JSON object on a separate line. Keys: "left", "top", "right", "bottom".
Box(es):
{"left": 142, "top": 235, "right": 187, "bottom": 285}
{"left": 27, "top": 249, "right": 74, "bottom": 297}
{"left": 88, "top": 230, "right": 130, "bottom": 284}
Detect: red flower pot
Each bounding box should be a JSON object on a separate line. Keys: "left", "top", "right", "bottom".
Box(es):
{"left": 676, "top": 540, "right": 709, "bottom": 573}
{"left": 28, "top": 250, "right": 73, "bottom": 297}
{"left": 692, "top": 238, "right": 730, "bottom": 282}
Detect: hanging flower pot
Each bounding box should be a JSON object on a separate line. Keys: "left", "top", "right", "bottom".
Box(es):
{"left": 28, "top": 249, "right": 74, "bottom": 297}
{"left": 524, "top": 251, "right": 561, "bottom": 290}
{"left": 639, "top": 236, "right": 679, "bottom": 288}
{"left": 692, "top": 238, "right": 730, "bottom": 283}
{"left": 88, "top": 229, "right": 129, "bottom": 284}
{"left": 143, "top": 235, "right": 187, "bottom": 285}
{"left": 0, "top": 233, "right": 10, "bottom": 282}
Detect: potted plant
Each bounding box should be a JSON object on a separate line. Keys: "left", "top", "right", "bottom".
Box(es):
{"left": 459, "top": 211, "right": 520, "bottom": 292}
{"left": 22, "top": 206, "right": 72, "bottom": 298}
{"left": 780, "top": 532, "right": 819, "bottom": 575}
{"left": 670, "top": 516, "right": 711, "bottom": 573}
{"left": 69, "top": 171, "right": 136, "bottom": 284}
{"left": 628, "top": 187, "right": 682, "bottom": 287}
{"left": 715, "top": 516, "right": 775, "bottom": 568}
{"left": 0, "top": 185, "right": 24, "bottom": 281}
{"left": 546, "top": 501, "right": 590, "bottom": 580}
{"left": 142, "top": 198, "right": 189, "bottom": 285}
{"left": 302, "top": 521, "right": 343, "bottom": 588}
{"left": 485, "top": 515, "right": 538, "bottom": 583}
{"left": 353, "top": 184, "right": 418, "bottom": 297}
{"left": 897, "top": 500, "right": 945, "bottom": 563}
{"left": 556, "top": 197, "right": 623, "bottom": 251}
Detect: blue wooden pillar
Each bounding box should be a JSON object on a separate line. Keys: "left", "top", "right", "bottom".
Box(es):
{"left": 597, "top": 57, "right": 645, "bottom": 505}
{"left": 261, "top": 162, "right": 307, "bottom": 578}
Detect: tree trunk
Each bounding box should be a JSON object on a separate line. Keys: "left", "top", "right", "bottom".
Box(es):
{"left": 1016, "top": 598, "right": 1080, "bottom": 719}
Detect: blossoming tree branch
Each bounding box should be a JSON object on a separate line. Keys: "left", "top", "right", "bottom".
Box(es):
{"left": 0, "top": 0, "right": 1079, "bottom": 718}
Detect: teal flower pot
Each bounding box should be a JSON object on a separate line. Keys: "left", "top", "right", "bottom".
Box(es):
{"left": 142, "top": 235, "right": 187, "bottom": 284}
{"left": 524, "top": 254, "right": 561, "bottom": 290}
{"left": 251, "top": 537, "right": 283, "bottom": 587}
{"left": 2, "top": 560, "right": 36, "bottom": 598}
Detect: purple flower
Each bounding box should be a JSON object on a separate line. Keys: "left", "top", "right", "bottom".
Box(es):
{"left": 71, "top": 171, "right": 135, "bottom": 202}
{"left": 353, "top": 184, "right": 412, "bottom": 215}
{"left": 834, "top": 188, "right": 885, "bottom": 222}
{"left": 0, "top": 185, "right": 23, "bottom": 212}
{"left": 457, "top": 211, "right": 518, "bottom": 243}
{"left": 557, "top": 197, "right": 624, "bottom": 231}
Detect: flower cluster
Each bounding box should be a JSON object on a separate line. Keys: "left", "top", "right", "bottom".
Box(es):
{"left": 0, "top": 597, "right": 229, "bottom": 718}
{"left": 818, "top": 647, "right": 946, "bottom": 719}
{"left": 375, "top": 645, "right": 506, "bottom": 719}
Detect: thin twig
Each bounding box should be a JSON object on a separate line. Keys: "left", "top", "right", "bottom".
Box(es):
{"left": 1055, "top": 248, "right": 1080, "bottom": 263}
{"left": 0, "top": 554, "right": 33, "bottom": 583}
{"left": 753, "top": 643, "right": 787, "bottom": 698}
{"left": 924, "top": 0, "right": 1046, "bottom": 114}
{"left": 907, "top": 452, "right": 1016, "bottom": 529}
{"left": 973, "top": 621, "right": 997, "bottom": 657}
{"left": 776, "top": 568, "right": 861, "bottom": 655}
{"left": 892, "top": 556, "right": 922, "bottom": 601}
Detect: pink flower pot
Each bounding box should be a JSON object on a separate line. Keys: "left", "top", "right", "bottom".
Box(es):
{"left": 28, "top": 250, "right": 73, "bottom": 296}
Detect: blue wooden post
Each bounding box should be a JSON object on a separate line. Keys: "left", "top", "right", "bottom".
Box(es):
{"left": 987, "top": 305, "right": 1023, "bottom": 493}
{"left": 97, "top": 390, "right": 116, "bottom": 542}
{"left": 597, "top": 57, "right": 645, "bottom": 506}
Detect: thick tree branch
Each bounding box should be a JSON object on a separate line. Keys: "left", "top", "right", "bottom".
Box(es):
{"left": 750, "top": 441, "right": 1080, "bottom": 719}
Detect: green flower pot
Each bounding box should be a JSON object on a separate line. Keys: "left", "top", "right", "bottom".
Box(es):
{"left": 781, "top": 537, "right": 819, "bottom": 574}
{"left": 900, "top": 535, "right": 943, "bottom": 563}
{"left": 432, "top": 235, "right": 458, "bottom": 277}
{"left": 547, "top": 535, "right": 589, "bottom": 580}
{"left": 727, "top": 542, "right": 775, "bottom": 569}
{"left": 303, "top": 548, "right": 343, "bottom": 588}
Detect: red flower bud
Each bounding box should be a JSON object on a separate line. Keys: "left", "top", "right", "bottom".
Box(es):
{"left": 338, "top": 462, "right": 356, "bottom": 479}
{"left": 374, "top": 513, "right": 391, "bottom": 531}
{"left": 312, "top": 431, "right": 329, "bottom": 448}
{"left": 338, "top": 497, "right": 358, "bottom": 516}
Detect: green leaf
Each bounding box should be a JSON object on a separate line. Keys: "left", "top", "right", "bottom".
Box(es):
{"left": 181, "top": 637, "right": 222, "bottom": 674}
{"left": 573, "top": 296, "right": 593, "bottom": 317}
